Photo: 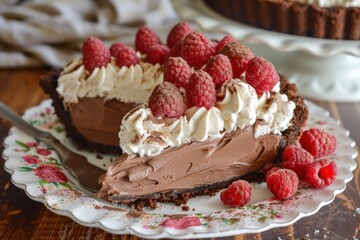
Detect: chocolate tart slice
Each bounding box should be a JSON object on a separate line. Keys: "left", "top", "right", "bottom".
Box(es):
{"left": 97, "top": 75, "right": 308, "bottom": 209}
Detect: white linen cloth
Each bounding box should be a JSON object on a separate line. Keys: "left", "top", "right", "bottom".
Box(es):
{"left": 0, "top": 0, "right": 179, "bottom": 67}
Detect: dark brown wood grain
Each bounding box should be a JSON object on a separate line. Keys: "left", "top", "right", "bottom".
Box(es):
{"left": 0, "top": 68, "right": 359, "bottom": 240}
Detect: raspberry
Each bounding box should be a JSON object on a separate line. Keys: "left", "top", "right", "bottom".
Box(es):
{"left": 164, "top": 40, "right": 183, "bottom": 62}
{"left": 265, "top": 167, "right": 282, "bottom": 181}
{"left": 146, "top": 44, "right": 169, "bottom": 65}
{"left": 82, "top": 36, "right": 111, "bottom": 72}
{"left": 282, "top": 145, "right": 315, "bottom": 179}
{"left": 245, "top": 57, "right": 279, "bottom": 95}
{"left": 220, "top": 41, "right": 254, "bottom": 78}
{"left": 167, "top": 21, "right": 192, "bottom": 48}
{"left": 300, "top": 128, "right": 337, "bottom": 158}
{"left": 135, "top": 26, "right": 161, "bottom": 54}
{"left": 149, "top": 82, "right": 185, "bottom": 118}
{"left": 180, "top": 32, "right": 216, "bottom": 69}
{"left": 220, "top": 180, "right": 252, "bottom": 207}
{"left": 205, "top": 54, "right": 233, "bottom": 86}
{"left": 266, "top": 169, "right": 299, "bottom": 200}
{"left": 110, "top": 42, "right": 126, "bottom": 57}
{"left": 115, "top": 47, "right": 140, "bottom": 68}
{"left": 306, "top": 159, "right": 337, "bottom": 188}
{"left": 187, "top": 70, "right": 216, "bottom": 109}
{"left": 215, "top": 35, "right": 237, "bottom": 54}
{"left": 164, "top": 57, "right": 191, "bottom": 88}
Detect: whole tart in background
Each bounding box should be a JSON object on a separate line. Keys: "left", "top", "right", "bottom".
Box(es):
{"left": 204, "top": 0, "right": 360, "bottom": 40}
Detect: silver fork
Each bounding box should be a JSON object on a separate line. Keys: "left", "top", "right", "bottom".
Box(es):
{"left": 0, "top": 102, "right": 105, "bottom": 193}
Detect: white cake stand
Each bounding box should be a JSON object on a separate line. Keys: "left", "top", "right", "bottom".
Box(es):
{"left": 172, "top": 0, "right": 360, "bottom": 102}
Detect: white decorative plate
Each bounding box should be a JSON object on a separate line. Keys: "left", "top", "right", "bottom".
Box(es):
{"left": 173, "top": 0, "right": 360, "bottom": 102}
{"left": 2, "top": 100, "right": 357, "bottom": 239}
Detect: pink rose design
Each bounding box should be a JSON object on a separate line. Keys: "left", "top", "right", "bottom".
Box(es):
{"left": 33, "top": 164, "right": 68, "bottom": 183}
{"left": 40, "top": 187, "right": 47, "bottom": 194}
{"left": 45, "top": 107, "right": 52, "bottom": 114}
{"left": 160, "top": 216, "right": 201, "bottom": 229}
{"left": 26, "top": 142, "right": 38, "bottom": 148}
{"left": 22, "top": 155, "right": 41, "bottom": 165}
{"left": 36, "top": 148, "right": 51, "bottom": 156}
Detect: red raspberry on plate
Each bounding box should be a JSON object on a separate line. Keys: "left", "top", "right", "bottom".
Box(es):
{"left": 82, "top": 36, "right": 111, "bottom": 72}
{"left": 146, "top": 44, "right": 169, "bottom": 65}
{"left": 245, "top": 56, "right": 279, "bottom": 95}
{"left": 180, "top": 32, "right": 215, "bottom": 69}
{"left": 215, "top": 35, "right": 237, "bottom": 54}
{"left": 220, "top": 41, "right": 254, "bottom": 78}
{"left": 164, "top": 57, "right": 191, "bottom": 88}
{"left": 115, "top": 47, "right": 140, "bottom": 68}
{"left": 205, "top": 54, "right": 233, "bottom": 87}
{"left": 167, "top": 21, "right": 192, "bottom": 48}
{"left": 135, "top": 26, "right": 161, "bottom": 54}
{"left": 282, "top": 145, "right": 315, "bottom": 179}
{"left": 306, "top": 159, "right": 337, "bottom": 188}
{"left": 149, "top": 82, "right": 185, "bottom": 118}
{"left": 110, "top": 42, "right": 126, "bottom": 57}
{"left": 220, "top": 180, "right": 252, "bottom": 207}
{"left": 300, "top": 128, "right": 337, "bottom": 158}
{"left": 187, "top": 70, "right": 216, "bottom": 109}
{"left": 266, "top": 169, "right": 299, "bottom": 200}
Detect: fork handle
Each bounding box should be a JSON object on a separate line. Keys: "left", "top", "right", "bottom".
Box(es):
{"left": 0, "top": 102, "right": 52, "bottom": 141}
{"left": 0, "top": 102, "right": 71, "bottom": 159}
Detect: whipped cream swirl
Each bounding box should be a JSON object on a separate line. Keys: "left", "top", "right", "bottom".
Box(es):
{"left": 217, "top": 79, "right": 258, "bottom": 132}
{"left": 255, "top": 93, "right": 296, "bottom": 138}
{"left": 56, "top": 57, "right": 163, "bottom": 105}
{"left": 186, "top": 106, "right": 224, "bottom": 141}
{"left": 120, "top": 106, "right": 169, "bottom": 157}
{"left": 120, "top": 78, "right": 296, "bottom": 157}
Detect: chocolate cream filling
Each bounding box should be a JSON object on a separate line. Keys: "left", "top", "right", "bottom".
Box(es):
{"left": 69, "top": 97, "right": 137, "bottom": 146}
{"left": 98, "top": 125, "right": 280, "bottom": 200}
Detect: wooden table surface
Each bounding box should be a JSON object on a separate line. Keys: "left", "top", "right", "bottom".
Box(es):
{"left": 0, "top": 68, "right": 359, "bottom": 240}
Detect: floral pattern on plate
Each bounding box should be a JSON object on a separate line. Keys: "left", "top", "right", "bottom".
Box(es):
{"left": 15, "top": 139, "right": 71, "bottom": 193}
{"left": 2, "top": 99, "right": 357, "bottom": 239}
